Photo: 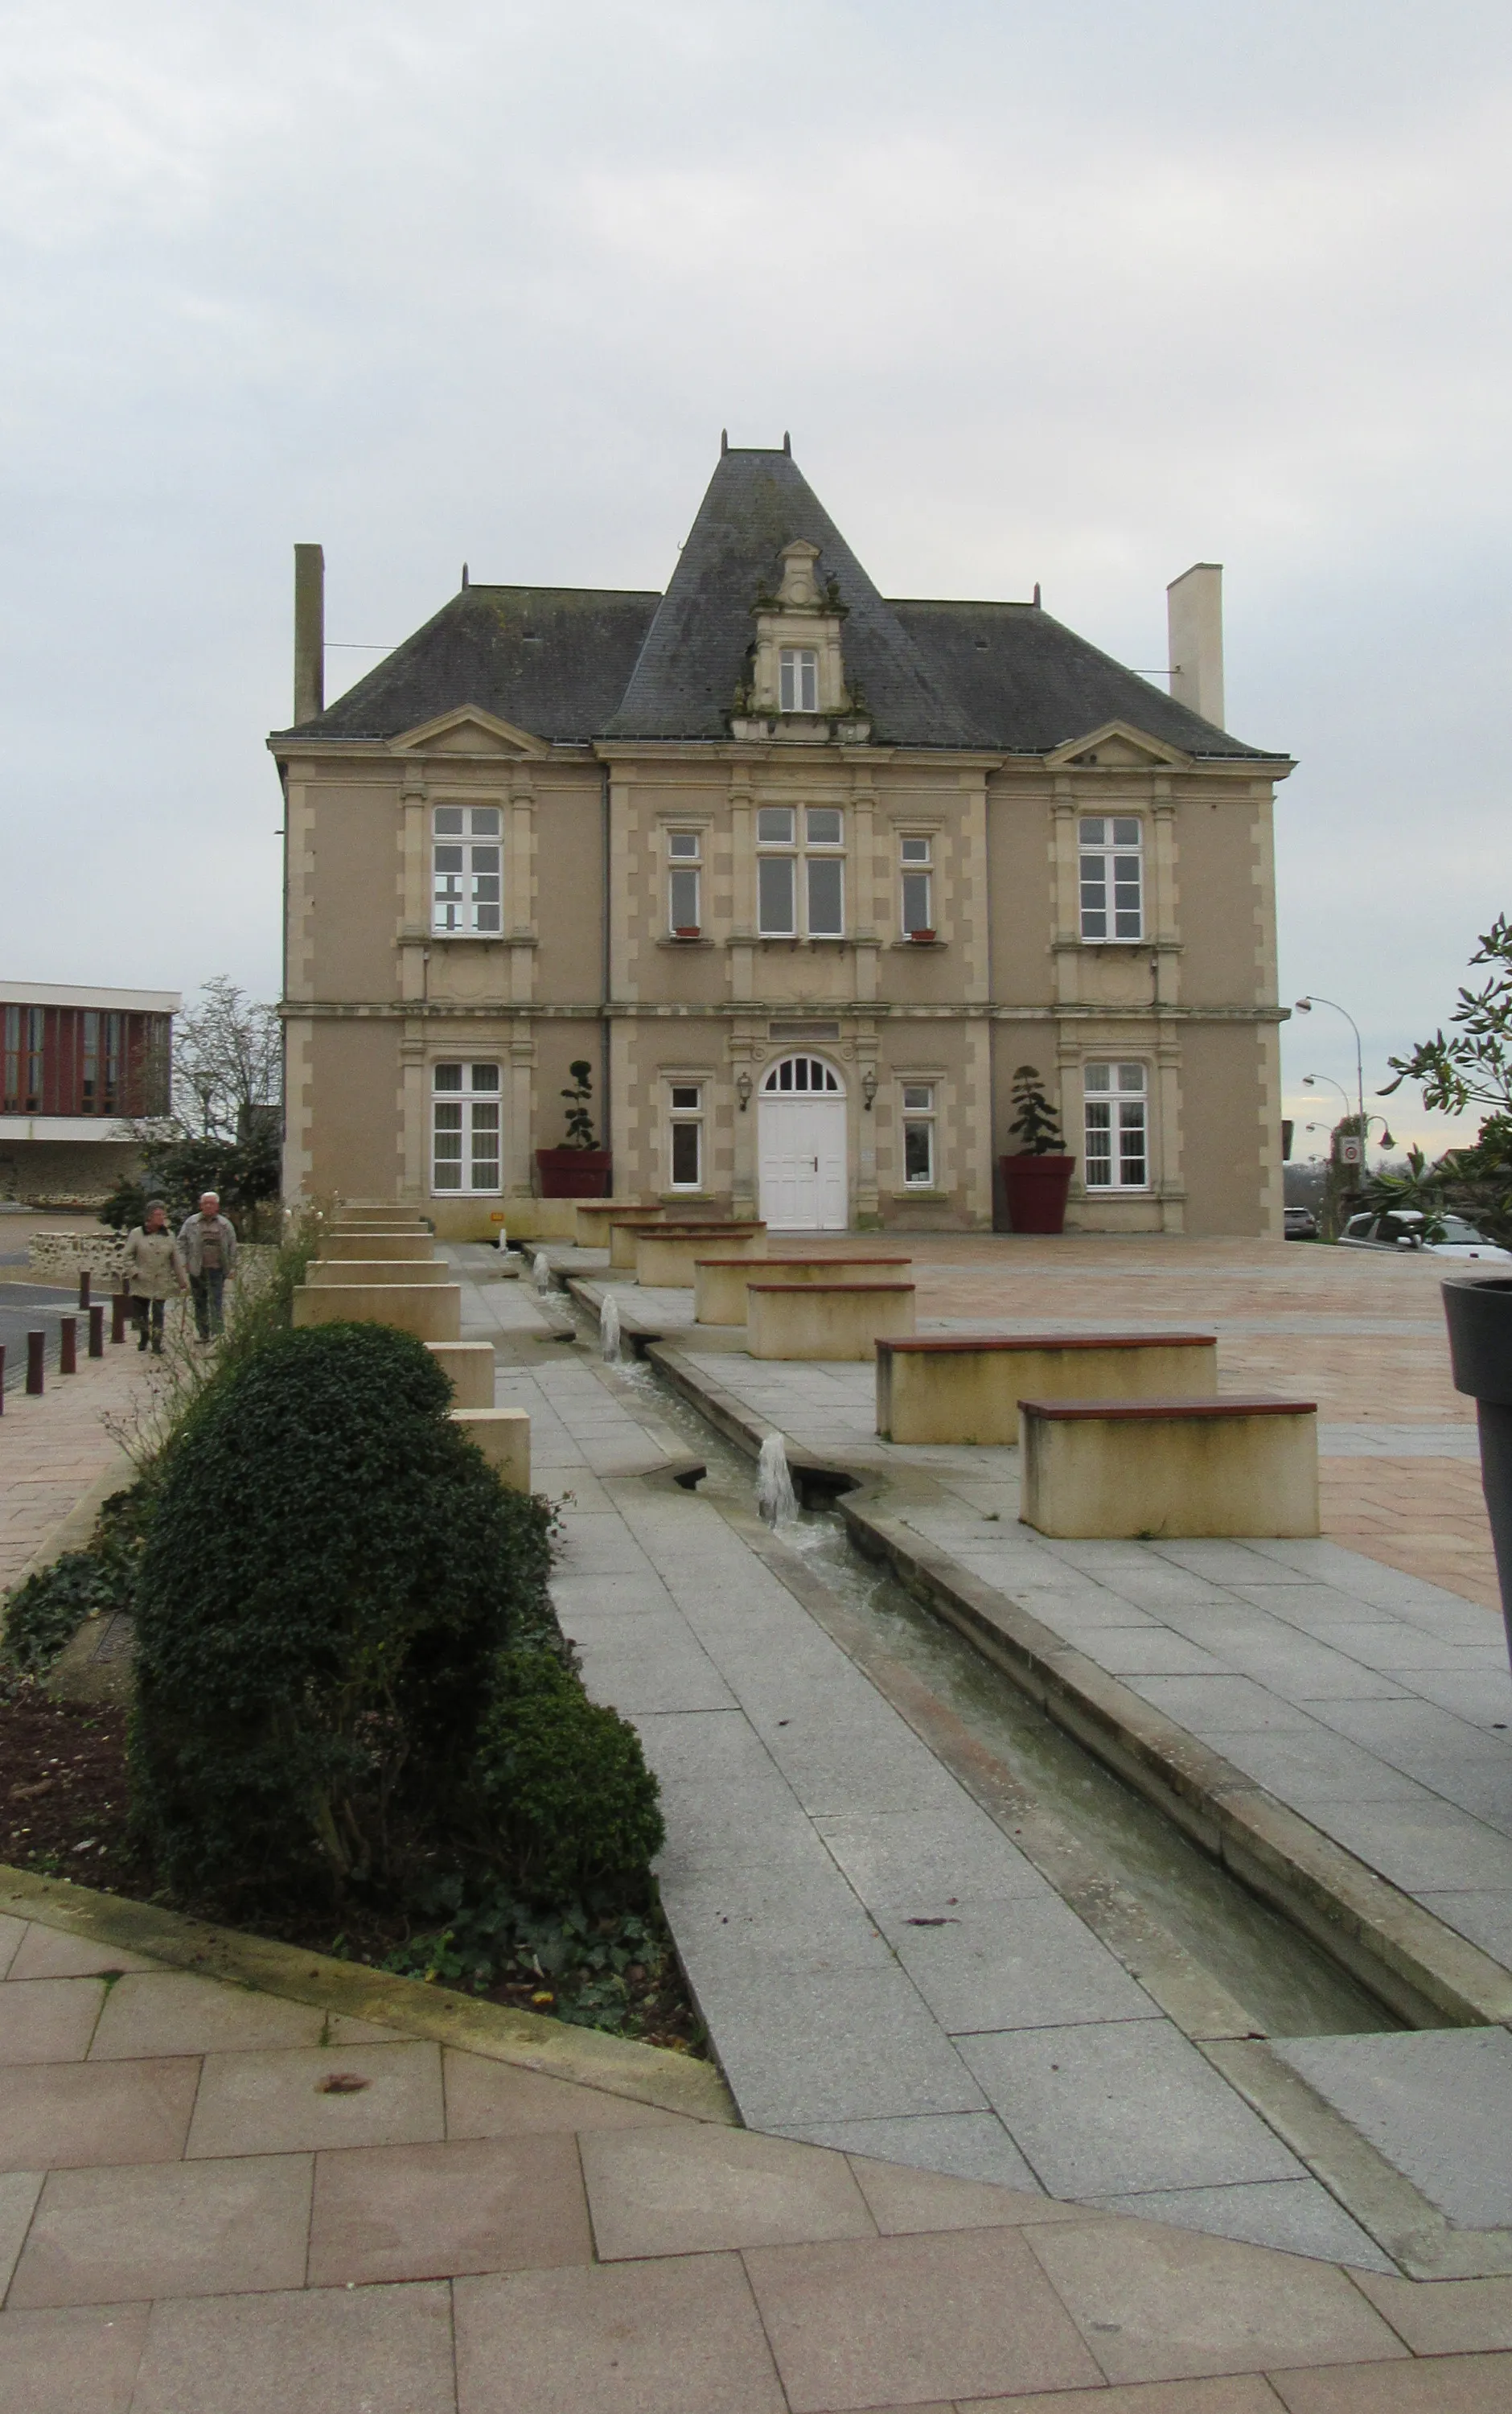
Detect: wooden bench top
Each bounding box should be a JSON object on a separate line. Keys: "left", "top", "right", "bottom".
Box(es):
{"left": 649, "top": 1223, "right": 765, "bottom": 1236}
{"left": 1021, "top": 1394, "right": 1316, "bottom": 1421}
{"left": 880, "top": 1332, "right": 1214, "bottom": 1355}
{"left": 747, "top": 1280, "right": 915, "bottom": 1297}
{"left": 698, "top": 1253, "right": 911, "bottom": 1269}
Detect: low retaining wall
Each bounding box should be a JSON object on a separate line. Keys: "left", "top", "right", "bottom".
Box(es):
{"left": 322, "top": 1233, "right": 436, "bottom": 1260}
{"left": 1021, "top": 1394, "right": 1320, "bottom": 1539}
{"left": 876, "top": 1332, "right": 1217, "bottom": 1445}
{"left": 636, "top": 1225, "right": 767, "bottom": 1288}
{"left": 451, "top": 1407, "right": 531, "bottom": 1491}
{"left": 27, "top": 1232, "right": 129, "bottom": 1283}
{"left": 577, "top": 1200, "right": 661, "bottom": 1248}
{"left": 425, "top": 1341, "right": 495, "bottom": 1408}
{"left": 747, "top": 1280, "right": 916, "bottom": 1360}
{"left": 307, "top": 1257, "right": 450, "bottom": 1286}
{"left": 610, "top": 1211, "right": 672, "bottom": 1268}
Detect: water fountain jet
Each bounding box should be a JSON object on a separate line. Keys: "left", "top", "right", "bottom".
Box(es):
{"left": 600, "top": 1290, "right": 623, "bottom": 1363}
{"left": 756, "top": 1432, "right": 799, "bottom": 1528}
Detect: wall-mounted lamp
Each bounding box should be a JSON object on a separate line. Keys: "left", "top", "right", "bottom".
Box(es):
{"left": 736, "top": 1071, "right": 753, "bottom": 1113}
{"left": 861, "top": 1067, "right": 878, "bottom": 1112}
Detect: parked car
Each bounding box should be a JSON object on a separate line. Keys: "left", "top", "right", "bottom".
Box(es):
{"left": 1284, "top": 1206, "right": 1318, "bottom": 1240}
{"left": 1337, "top": 1209, "right": 1512, "bottom": 1262}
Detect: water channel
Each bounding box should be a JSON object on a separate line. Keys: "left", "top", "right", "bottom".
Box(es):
{"left": 590, "top": 1333, "right": 1408, "bottom": 2042}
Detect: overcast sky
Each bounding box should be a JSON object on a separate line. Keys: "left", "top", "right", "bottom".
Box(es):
{"left": 2, "top": 0, "right": 1509, "bottom": 1158}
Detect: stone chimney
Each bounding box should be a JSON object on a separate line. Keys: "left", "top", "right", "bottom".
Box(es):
{"left": 1166, "top": 562, "right": 1224, "bottom": 730}
{"left": 294, "top": 543, "right": 325, "bottom": 724}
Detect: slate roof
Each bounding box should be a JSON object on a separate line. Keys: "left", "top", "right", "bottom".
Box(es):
{"left": 273, "top": 448, "right": 1281, "bottom": 760}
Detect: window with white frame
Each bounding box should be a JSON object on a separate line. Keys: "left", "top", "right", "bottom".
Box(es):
{"left": 901, "top": 1082, "right": 937, "bottom": 1187}
{"left": 779, "top": 647, "right": 818, "bottom": 713}
{"left": 756, "top": 804, "right": 844, "bottom": 937}
{"left": 432, "top": 1062, "right": 502, "bottom": 1193}
{"left": 900, "top": 834, "right": 934, "bottom": 936}
{"left": 667, "top": 829, "right": 701, "bottom": 935}
{"left": 668, "top": 1081, "right": 705, "bottom": 1190}
{"left": 1083, "top": 1063, "right": 1148, "bottom": 1189}
{"left": 433, "top": 807, "right": 503, "bottom": 935}
{"left": 1079, "top": 816, "right": 1143, "bottom": 942}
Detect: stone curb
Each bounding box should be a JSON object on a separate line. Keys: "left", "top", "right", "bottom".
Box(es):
{"left": 0, "top": 1862, "right": 736, "bottom": 2125}
{"left": 647, "top": 1340, "right": 1512, "bottom": 2036}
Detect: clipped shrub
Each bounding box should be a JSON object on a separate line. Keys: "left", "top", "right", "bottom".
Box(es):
{"left": 129, "top": 1322, "right": 553, "bottom": 1903}
{"left": 463, "top": 1646, "right": 665, "bottom": 1902}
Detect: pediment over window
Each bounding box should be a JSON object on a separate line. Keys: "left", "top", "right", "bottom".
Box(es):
{"left": 1046, "top": 722, "right": 1191, "bottom": 771}
{"left": 390, "top": 706, "right": 550, "bottom": 759}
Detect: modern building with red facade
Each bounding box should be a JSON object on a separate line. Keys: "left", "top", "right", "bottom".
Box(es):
{"left": 0, "top": 981, "right": 179, "bottom": 1205}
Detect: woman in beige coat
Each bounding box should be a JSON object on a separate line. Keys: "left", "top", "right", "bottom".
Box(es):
{"left": 121, "top": 1200, "right": 187, "bottom": 1353}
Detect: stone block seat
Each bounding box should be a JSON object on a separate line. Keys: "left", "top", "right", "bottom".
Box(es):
{"left": 320, "top": 1232, "right": 438, "bottom": 1260}
{"left": 1020, "top": 1393, "right": 1319, "bottom": 1539}
{"left": 307, "top": 1257, "right": 451, "bottom": 1286}
{"left": 425, "top": 1340, "right": 495, "bottom": 1407}
{"left": 746, "top": 1280, "right": 916, "bottom": 1361}
{"left": 576, "top": 1199, "right": 662, "bottom": 1249}
{"left": 291, "top": 1282, "right": 462, "bottom": 1343}
{"left": 450, "top": 1406, "right": 531, "bottom": 1490}
{"left": 635, "top": 1223, "right": 767, "bottom": 1288}
{"left": 607, "top": 1208, "right": 676, "bottom": 1267}
{"left": 876, "top": 1331, "right": 1217, "bottom": 1445}
{"left": 696, "top": 1253, "right": 912, "bottom": 1326}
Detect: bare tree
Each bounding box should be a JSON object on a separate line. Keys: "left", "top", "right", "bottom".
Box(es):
{"left": 171, "top": 978, "right": 281, "bottom": 1142}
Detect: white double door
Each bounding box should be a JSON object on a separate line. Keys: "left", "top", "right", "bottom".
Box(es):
{"left": 758, "top": 1096, "right": 848, "bottom": 1230}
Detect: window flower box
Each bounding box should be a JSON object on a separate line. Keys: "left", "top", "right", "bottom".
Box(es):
{"left": 909, "top": 927, "right": 936, "bottom": 943}
{"left": 672, "top": 925, "right": 701, "bottom": 940}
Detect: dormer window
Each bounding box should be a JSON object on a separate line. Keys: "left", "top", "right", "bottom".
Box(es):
{"left": 779, "top": 648, "right": 818, "bottom": 713}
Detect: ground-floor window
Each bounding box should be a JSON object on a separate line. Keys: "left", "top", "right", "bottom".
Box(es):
{"left": 1083, "top": 1062, "right": 1148, "bottom": 1188}
{"left": 901, "top": 1082, "right": 937, "bottom": 1186}
{"left": 433, "top": 1062, "right": 502, "bottom": 1192}
{"left": 668, "top": 1081, "right": 704, "bottom": 1189}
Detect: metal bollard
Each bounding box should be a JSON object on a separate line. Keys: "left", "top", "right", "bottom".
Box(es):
{"left": 27, "top": 1330, "right": 44, "bottom": 1394}
{"left": 0, "top": 1342, "right": 6, "bottom": 1409}
{"left": 60, "top": 1315, "right": 77, "bottom": 1375}
{"left": 78, "top": 1268, "right": 92, "bottom": 1311}
{"left": 111, "top": 1291, "right": 127, "bottom": 1345}
{"left": 88, "top": 1304, "right": 105, "bottom": 1357}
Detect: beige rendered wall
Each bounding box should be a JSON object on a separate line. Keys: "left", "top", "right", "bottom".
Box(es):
{"left": 1180, "top": 1021, "right": 1280, "bottom": 1236}
{"left": 304, "top": 1018, "right": 403, "bottom": 1204}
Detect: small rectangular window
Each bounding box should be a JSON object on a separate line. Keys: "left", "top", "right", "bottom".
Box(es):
{"left": 1083, "top": 1061, "right": 1148, "bottom": 1190}
{"left": 668, "top": 1082, "right": 704, "bottom": 1190}
{"left": 757, "top": 806, "right": 795, "bottom": 846}
{"left": 668, "top": 829, "right": 701, "bottom": 859}
{"left": 901, "top": 1081, "right": 936, "bottom": 1187}
{"left": 807, "top": 855, "right": 844, "bottom": 936}
{"left": 900, "top": 834, "right": 931, "bottom": 865}
{"left": 1079, "top": 816, "right": 1143, "bottom": 943}
{"left": 433, "top": 805, "right": 503, "bottom": 935}
{"left": 758, "top": 855, "right": 796, "bottom": 936}
{"left": 432, "top": 1063, "right": 503, "bottom": 1194}
{"left": 805, "top": 807, "right": 842, "bottom": 847}
{"left": 779, "top": 648, "right": 818, "bottom": 712}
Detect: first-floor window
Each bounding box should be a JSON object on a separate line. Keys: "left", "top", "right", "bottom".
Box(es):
{"left": 668, "top": 829, "right": 701, "bottom": 934}
{"left": 900, "top": 834, "right": 934, "bottom": 935}
{"left": 668, "top": 1082, "right": 704, "bottom": 1189}
{"left": 433, "top": 806, "right": 503, "bottom": 935}
{"left": 433, "top": 1062, "right": 502, "bottom": 1192}
{"left": 901, "top": 1082, "right": 936, "bottom": 1186}
{"left": 1083, "top": 1062, "right": 1148, "bottom": 1188}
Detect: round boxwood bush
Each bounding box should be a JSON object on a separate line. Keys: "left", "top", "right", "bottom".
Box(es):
{"left": 129, "top": 1322, "right": 553, "bottom": 1903}
{"left": 464, "top": 1647, "right": 665, "bottom": 1902}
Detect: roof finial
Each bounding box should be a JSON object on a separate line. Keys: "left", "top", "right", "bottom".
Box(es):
{"left": 1033, "top": 581, "right": 1041, "bottom": 607}
{"left": 462, "top": 562, "right": 470, "bottom": 589}
{"left": 721, "top": 427, "right": 728, "bottom": 455}
{"left": 783, "top": 430, "right": 791, "bottom": 455}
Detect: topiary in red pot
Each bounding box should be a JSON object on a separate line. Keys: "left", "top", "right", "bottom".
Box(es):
{"left": 536, "top": 1059, "right": 613, "bottom": 1197}
{"left": 1000, "top": 1065, "right": 1075, "bottom": 1234}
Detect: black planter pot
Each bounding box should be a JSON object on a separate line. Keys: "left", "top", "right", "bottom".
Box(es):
{"left": 1442, "top": 1276, "right": 1512, "bottom": 1669}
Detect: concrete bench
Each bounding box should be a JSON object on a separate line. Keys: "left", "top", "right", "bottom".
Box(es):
{"left": 876, "top": 1331, "right": 1217, "bottom": 1445}
{"left": 747, "top": 1281, "right": 916, "bottom": 1361}
{"left": 451, "top": 1407, "right": 531, "bottom": 1491}
{"left": 576, "top": 1200, "right": 661, "bottom": 1249}
{"left": 307, "top": 1258, "right": 450, "bottom": 1286}
{"left": 425, "top": 1341, "right": 495, "bottom": 1408}
{"left": 636, "top": 1223, "right": 767, "bottom": 1288}
{"left": 291, "top": 1283, "right": 462, "bottom": 1343}
{"left": 1020, "top": 1394, "right": 1319, "bottom": 1539}
{"left": 332, "top": 1215, "right": 429, "bottom": 1234}
{"left": 608, "top": 1210, "right": 674, "bottom": 1268}
{"left": 321, "top": 1233, "right": 438, "bottom": 1261}
{"left": 696, "top": 1254, "right": 912, "bottom": 1326}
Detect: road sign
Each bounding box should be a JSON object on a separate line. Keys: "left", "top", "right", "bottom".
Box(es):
{"left": 1337, "top": 1135, "right": 1363, "bottom": 1167}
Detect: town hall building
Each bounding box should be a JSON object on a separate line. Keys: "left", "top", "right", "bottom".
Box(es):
{"left": 271, "top": 440, "right": 1292, "bottom": 1238}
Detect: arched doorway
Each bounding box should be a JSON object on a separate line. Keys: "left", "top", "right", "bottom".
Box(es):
{"left": 758, "top": 1055, "right": 848, "bottom": 1230}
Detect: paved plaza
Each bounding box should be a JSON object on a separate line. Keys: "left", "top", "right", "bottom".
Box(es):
{"left": 4, "top": 1231, "right": 1512, "bottom": 2404}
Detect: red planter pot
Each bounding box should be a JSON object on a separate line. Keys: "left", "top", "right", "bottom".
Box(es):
{"left": 536, "top": 1149, "right": 613, "bottom": 1199}
{"left": 1000, "top": 1154, "right": 1075, "bottom": 1235}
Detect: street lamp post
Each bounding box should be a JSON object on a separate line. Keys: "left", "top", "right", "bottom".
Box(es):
{"left": 1295, "top": 996, "right": 1366, "bottom": 1161}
